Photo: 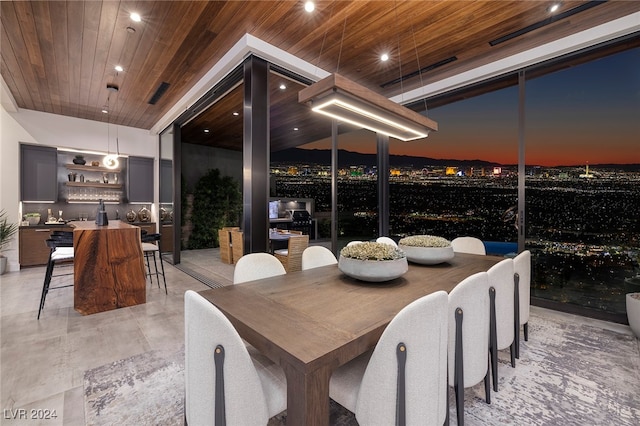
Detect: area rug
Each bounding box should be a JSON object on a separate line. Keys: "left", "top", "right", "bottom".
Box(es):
{"left": 84, "top": 349, "right": 185, "bottom": 425}
{"left": 84, "top": 313, "right": 640, "bottom": 425}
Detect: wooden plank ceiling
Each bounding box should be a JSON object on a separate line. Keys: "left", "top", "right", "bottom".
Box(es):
{"left": 2, "top": 1, "right": 639, "bottom": 152}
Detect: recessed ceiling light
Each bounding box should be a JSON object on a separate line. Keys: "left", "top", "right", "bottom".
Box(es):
{"left": 232, "top": 112, "right": 239, "bottom": 116}
{"left": 304, "top": 1, "right": 315, "bottom": 13}
{"left": 381, "top": 53, "right": 389, "bottom": 62}
{"left": 115, "top": 65, "right": 123, "bottom": 72}
{"left": 549, "top": 3, "right": 560, "bottom": 13}
{"left": 279, "top": 83, "right": 287, "bottom": 90}
{"left": 293, "top": 127, "right": 299, "bottom": 131}
{"left": 204, "top": 129, "right": 210, "bottom": 133}
{"left": 102, "top": 109, "right": 108, "bottom": 114}
{"left": 130, "top": 12, "right": 141, "bottom": 22}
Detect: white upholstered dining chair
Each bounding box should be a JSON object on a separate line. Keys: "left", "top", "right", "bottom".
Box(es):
{"left": 376, "top": 236, "right": 398, "bottom": 248}
{"left": 513, "top": 250, "right": 531, "bottom": 358}
{"left": 447, "top": 271, "right": 491, "bottom": 426}
{"left": 451, "top": 236, "right": 486, "bottom": 255}
{"left": 184, "top": 290, "right": 287, "bottom": 425}
{"left": 233, "top": 253, "right": 286, "bottom": 284}
{"left": 330, "top": 291, "right": 449, "bottom": 426}
{"left": 487, "top": 258, "right": 516, "bottom": 392}
{"left": 301, "top": 245, "right": 337, "bottom": 270}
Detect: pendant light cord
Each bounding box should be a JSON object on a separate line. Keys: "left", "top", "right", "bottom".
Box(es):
{"left": 106, "top": 94, "right": 111, "bottom": 156}
{"left": 114, "top": 90, "right": 119, "bottom": 156}
{"left": 410, "top": 20, "right": 428, "bottom": 114}
{"left": 314, "top": 0, "right": 337, "bottom": 78}
{"left": 394, "top": 0, "right": 404, "bottom": 103}
{"left": 336, "top": 14, "right": 347, "bottom": 74}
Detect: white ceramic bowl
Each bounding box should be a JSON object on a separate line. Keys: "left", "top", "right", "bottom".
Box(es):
{"left": 338, "top": 255, "right": 408, "bottom": 282}
{"left": 25, "top": 215, "right": 41, "bottom": 226}
{"left": 398, "top": 244, "right": 454, "bottom": 265}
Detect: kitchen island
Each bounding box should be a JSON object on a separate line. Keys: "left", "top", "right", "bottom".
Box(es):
{"left": 71, "top": 220, "right": 146, "bottom": 315}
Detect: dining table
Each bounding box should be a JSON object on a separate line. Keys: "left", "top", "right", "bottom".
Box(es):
{"left": 198, "top": 252, "right": 503, "bottom": 426}
{"left": 268, "top": 229, "right": 294, "bottom": 253}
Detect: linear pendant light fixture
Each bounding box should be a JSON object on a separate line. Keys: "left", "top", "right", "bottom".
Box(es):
{"left": 298, "top": 73, "right": 438, "bottom": 141}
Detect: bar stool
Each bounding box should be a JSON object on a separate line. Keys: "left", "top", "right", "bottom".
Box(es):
{"left": 142, "top": 233, "right": 167, "bottom": 294}
{"left": 38, "top": 232, "right": 74, "bottom": 320}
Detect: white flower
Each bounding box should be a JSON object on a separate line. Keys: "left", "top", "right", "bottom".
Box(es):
{"left": 340, "top": 242, "right": 405, "bottom": 261}
{"left": 398, "top": 235, "right": 451, "bottom": 248}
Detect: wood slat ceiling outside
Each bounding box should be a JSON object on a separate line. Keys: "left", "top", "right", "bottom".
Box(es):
{"left": 2, "top": 1, "right": 639, "bottom": 152}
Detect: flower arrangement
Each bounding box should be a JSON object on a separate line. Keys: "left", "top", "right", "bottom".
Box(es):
{"left": 340, "top": 241, "right": 405, "bottom": 261}
{"left": 398, "top": 235, "right": 451, "bottom": 248}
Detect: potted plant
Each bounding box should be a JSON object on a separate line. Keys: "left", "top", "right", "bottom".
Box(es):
{"left": 398, "top": 235, "right": 455, "bottom": 265}
{"left": 73, "top": 154, "right": 86, "bottom": 165}
{"left": 338, "top": 241, "right": 407, "bottom": 282}
{"left": 0, "top": 209, "right": 18, "bottom": 274}
{"left": 626, "top": 293, "right": 640, "bottom": 338}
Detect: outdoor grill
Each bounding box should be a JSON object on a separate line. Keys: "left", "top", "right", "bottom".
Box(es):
{"left": 290, "top": 210, "right": 312, "bottom": 235}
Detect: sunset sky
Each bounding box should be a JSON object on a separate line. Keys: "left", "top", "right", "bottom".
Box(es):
{"left": 301, "top": 47, "right": 640, "bottom": 166}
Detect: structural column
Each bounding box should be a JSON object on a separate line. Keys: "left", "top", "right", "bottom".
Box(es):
{"left": 518, "top": 71, "right": 526, "bottom": 252}
{"left": 243, "top": 56, "right": 270, "bottom": 254}
{"left": 377, "top": 133, "right": 390, "bottom": 237}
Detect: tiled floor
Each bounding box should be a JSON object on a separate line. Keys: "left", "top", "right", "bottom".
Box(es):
{"left": 1, "top": 247, "right": 637, "bottom": 425}
{"left": 0, "top": 255, "right": 213, "bottom": 426}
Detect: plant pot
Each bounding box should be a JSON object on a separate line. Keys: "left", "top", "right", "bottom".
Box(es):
{"left": 73, "top": 156, "right": 86, "bottom": 165}
{"left": 0, "top": 256, "right": 7, "bottom": 275}
{"left": 338, "top": 255, "right": 408, "bottom": 282}
{"left": 399, "top": 244, "right": 454, "bottom": 265}
{"left": 626, "top": 293, "right": 640, "bottom": 338}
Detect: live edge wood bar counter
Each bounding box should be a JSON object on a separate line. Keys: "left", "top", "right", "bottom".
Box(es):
{"left": 199, "top": 252, "right": 503, "bottom": 426}
{"left": 71, "top": 220, "right": 146, "bottom": 315}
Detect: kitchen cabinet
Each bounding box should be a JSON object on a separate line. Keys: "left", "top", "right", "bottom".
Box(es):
{"left": 160, "top": 224, "right": 174, "bottom": 253}
{"left": 20, "top": 144, "right": 58, "bottom": 202}
{"left": 128, "top": 156, "right": 154, "bottom": 203}
{"left": 136, "top": 222, "right": 156, "bottom": 236}
{"left": 19, "top": 226, "right": 73, "bottom": 267}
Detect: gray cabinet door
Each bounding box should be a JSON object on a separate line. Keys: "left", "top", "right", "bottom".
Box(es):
{"left": 128, "top": 156, "right": 154, "bottom": 203}
{"left": 160, "top": 159, "right": 173, "bottom": 204}
{"left": 20, "top": 144, "right": 57, "bottom": 202}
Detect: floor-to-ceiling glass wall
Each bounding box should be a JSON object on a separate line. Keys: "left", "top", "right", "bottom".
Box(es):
{"left": 388, "top": 87, "right": 519, "bottom": 254}
{"left": 525, "top": 47, "right": 640, "bottom": 318}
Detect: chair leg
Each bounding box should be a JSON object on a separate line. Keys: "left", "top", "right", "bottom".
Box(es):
{"left": 489, "top": 287, "right": 498, "bottom": 392}
{"left": 144, "top": 252, "right": 154, "bottom": 286}
{"left": 524, "top": 322, "right": 529, "bottom": 341}
{"left": 38, "top": 258, "right": 55, "bottom": 320}
{"left": 510, "top": 341, "right": 516, "bottom": 368}
{"left": 158, "top": 252, "right": 167, "bottom": 294}
{"left": 514, "top": 272, "right": 520, "bottom": 359}
{"left": 484, "top": 369, "right": 491, "bottom": 404}
{"left": 151, "top": 251, "right": 160, "bottom": 288}
{"left": 445, "top": 374, "right": 450, "bottom": 426}
{"left": 454, "top": 308, "right": 464, "bottom": 426}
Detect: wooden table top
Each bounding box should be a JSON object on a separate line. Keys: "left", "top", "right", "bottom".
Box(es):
{"left": 200, "top": 252, "right": 502, "bottom": 368}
